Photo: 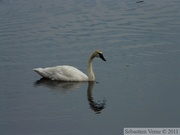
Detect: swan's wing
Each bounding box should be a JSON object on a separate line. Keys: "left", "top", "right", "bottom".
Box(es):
{"left": 34, "top": 65, "right": 88, "bottom": 81}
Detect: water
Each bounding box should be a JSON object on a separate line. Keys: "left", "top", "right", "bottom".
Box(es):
{"left": 0, "top": 0, "right": 180, "bottom": 134}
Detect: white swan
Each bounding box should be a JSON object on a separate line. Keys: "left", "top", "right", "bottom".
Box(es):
{"left": 33, "top": 50, "right": 106, "bottom": 81}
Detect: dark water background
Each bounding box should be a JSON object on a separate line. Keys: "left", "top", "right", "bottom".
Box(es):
{"left": 0, "top": 0, "right": 180, "bottom": 135}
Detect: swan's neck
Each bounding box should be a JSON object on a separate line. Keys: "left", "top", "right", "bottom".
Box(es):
{"left": 88, "top": 54, "right": 95, "bottom": 81}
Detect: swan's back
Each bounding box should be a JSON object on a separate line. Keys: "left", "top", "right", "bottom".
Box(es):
{"left": 34, "top": 65, "right": 88, "bottom": 81}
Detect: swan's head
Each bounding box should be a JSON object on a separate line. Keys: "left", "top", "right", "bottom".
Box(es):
{"left": 94, "top": 50, "right": 106, "bottom": 61}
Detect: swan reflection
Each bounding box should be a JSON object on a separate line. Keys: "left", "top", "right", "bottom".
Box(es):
{"left": 34, "top": 78, "right": 83, "bottom": 90}
{"left": 34, "top": 78, "right": 106, "bottom": 113}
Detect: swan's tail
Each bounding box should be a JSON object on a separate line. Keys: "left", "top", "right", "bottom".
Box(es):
{"left": 33, "top": 68, "right": 43, "bottom": 72}
{"left": 33, "top": 68, "right": 45, "bottom": 77}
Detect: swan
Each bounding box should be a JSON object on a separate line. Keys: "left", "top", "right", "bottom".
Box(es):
{"left": 33, "top": 50, "right": 106, "bottom": 81}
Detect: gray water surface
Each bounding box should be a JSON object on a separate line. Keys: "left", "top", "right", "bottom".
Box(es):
{"left": 1, "top": 0, "right": 180, "bottom": 135}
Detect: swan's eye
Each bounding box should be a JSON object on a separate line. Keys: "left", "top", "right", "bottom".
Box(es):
{"left": 98, "top": 52, "right": 102, "bottom": 56}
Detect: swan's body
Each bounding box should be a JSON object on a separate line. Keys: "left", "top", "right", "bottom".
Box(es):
{"left": 34, "top": 65, "right": 88, "bottom": 81}
{"left": 33, "top": 50, "right": 106, "bottom": 81}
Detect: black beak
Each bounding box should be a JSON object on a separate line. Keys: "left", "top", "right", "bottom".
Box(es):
{"left": 99, "top": 53, "right": 106, "bottom": 61}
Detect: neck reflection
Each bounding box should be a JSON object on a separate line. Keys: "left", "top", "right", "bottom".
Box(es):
{"left": 87, "top": 82, "right": 106, "bottom": 114}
